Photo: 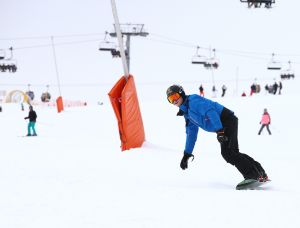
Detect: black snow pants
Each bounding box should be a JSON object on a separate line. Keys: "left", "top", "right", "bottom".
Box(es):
{"left": 219, "top": 107, "right": 266, "bottom": 179}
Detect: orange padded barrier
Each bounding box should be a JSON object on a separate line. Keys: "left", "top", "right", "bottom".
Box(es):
{"left": 108, "top": 75, "right": 145, "bottom": 151}
{"left": 56, "top": 96, "right": 64, "bottom": 113}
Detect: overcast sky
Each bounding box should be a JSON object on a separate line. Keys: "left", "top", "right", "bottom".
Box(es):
{"left": 1, "top": 0, "right": 299, "bottom": 97}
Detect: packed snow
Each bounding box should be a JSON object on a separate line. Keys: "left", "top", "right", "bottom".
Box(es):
{"left": 1, "top": 0, "right": 300, "bottom": 227}
{"left": 0, "top": 78, "right": 299, "bottom": 228}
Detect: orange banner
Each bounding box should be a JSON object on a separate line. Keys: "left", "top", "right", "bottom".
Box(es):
{"left": 108, "top": 75, "right": 145, "bottom": 151}
{"left": 56, "top": 96, "right": 64, "bottom": 113}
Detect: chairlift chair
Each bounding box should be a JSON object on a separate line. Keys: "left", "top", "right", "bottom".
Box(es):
{"left": 267, "top": 62, "right": 282, "bottom": 70}
{"left": 0, "top": 59, "right": 17, "bottom": 73}
{"left": 280, "top": 61, "right": 295, "bottom": 79}
{"left": 204, "top": 48, "right": 219, "bottom": 69}
{"left": 191, "top": 55, "right": 207, "bottom": 64}
{"left": 204, "top": 58, "right": 219, "bottom": 69}
{"left": 191, "top": 46, "right": 207, "bottom": 65}
{"left": 99, "top": 31, "right": 117, "bottom": 51}
{"left": 280, "top": 70, "right": 295, "bottom": 79}
{"left": 99, "top": 41, "right": 117, "bottom": 51}
{"left": 207, "top": 48, "right": 219, "bottom": 69}
{"left": 240, "top": 0, "right": 275, "bottom": 3}
{"left": 267, "top": 53, "right": 281, "bottom": 70}
{"left": 240, "top": 0, "right": 275, "bottom": 8}
{"left": 0, "top": 49, "right": 5, "bottom": 60}
{"left": 111, "top": 49, "right": 121, "bottom": 58}
{"left": 0, "top": 47, "right": 18, "bottom": 73}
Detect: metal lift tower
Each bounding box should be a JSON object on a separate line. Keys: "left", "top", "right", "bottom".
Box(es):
{"left": 109, "top": 23, "right": 149, "bottom": 72}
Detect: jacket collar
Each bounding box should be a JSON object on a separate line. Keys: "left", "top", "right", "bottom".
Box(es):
{"left": 179, "top": 95, "right": 189, "bottom": 113}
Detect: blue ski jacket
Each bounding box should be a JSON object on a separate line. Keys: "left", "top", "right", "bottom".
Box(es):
{"left": 179, "top": 94, "right": 227, "bottom": 154}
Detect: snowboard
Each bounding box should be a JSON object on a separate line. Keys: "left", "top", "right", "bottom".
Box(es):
{"left": 236, "top": 179, "right": 271, "bottom": 190}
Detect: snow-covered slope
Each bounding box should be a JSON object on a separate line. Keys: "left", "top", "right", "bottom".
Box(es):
{"left": 0, "top": 78, "right": 299, "bottom": 228}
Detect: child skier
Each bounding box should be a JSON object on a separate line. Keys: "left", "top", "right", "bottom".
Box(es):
{"left": 258, "top": 108, "right": 271, "bottom": 135}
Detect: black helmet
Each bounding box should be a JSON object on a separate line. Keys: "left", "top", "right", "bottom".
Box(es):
{"left": 166, "top": 85, "right": 186, "bottom": 98}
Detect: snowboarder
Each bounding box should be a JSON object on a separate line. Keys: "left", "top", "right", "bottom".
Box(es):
{"left": 258, "top": 108, "right": 271, "bottom": 135}
{"left": 24, "top": 105, "right": 37, "bottom": 136}
{"left": 166, "top": 84, "right": 268, "bottom": 185}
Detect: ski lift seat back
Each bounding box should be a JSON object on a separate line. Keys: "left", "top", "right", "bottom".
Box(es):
{"left": 267, "top": 62, "right": 282, "bottom": 70}
{"left": 191, "top": 55, "right": 207, "bottom": 65}
{"left": 99, "top": 41, "right": 116, "bottom": 51}
{"left": 191, "top": 46, "right": 207, "bottom": 65}
{"left": 0, "top": 49, "right": 5, "bottom": 60}
{"left": 267, "top": 53, "right": 281, "bottom": 70}
{"left": 0, "top": 47, "right": 18, "bottom": 73}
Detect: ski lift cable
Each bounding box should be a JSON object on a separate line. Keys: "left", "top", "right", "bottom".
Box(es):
{"left": 217, "top": 48, "right": 271, "bottom": 58}
{"left": 12, "top": 38, "right": 102, "bottom": 51}
{"left": 143, "top": 36, "right": 210, "bottom": 53}
{"left": 218, "top": 51, "right": 270, "bottom": 61}
{"left": 133, "top": 31, "right": 300, "bottom": 62}
{"left": 148, "top": 32, "right": 300, "bottom": 61}
{"left": 143, "top": 36, "right": 197, "bottom": 49}
{"left": 146, "top": 38, "right": 273, "bottom": 62}
{"left": 149, "top": 33, "right": 200, "bottom": 49}
{"left": 2, "top": 30, "right": 300, "bottom": 59}
{"left": 3, "top": 31, "right": 300, "bottom": 65}
{"left": 2, "top": 30, "right": 299, "bottom": 62}
{"left": 0, "top": 32, "right": 106, "bottom": 41}
{"left": 149, "top": 33, "right": 274, "bottom": 56}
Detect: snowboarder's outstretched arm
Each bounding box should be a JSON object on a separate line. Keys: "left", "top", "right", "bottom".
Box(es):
{"left": 184, "top": 119, "right": 199, "bottom": 154}
{"left": 180, "top": 119, "right": 198, "bottom": 170}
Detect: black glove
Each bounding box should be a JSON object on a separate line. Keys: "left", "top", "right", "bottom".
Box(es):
{"left": 177, "top": 109, "right": 184, "bottom": 116}
{"left": 217, "top": 129, "right": 228, "bottom": 144}
{"left": 180, "top": 153, "right": 194, "bottom": 170}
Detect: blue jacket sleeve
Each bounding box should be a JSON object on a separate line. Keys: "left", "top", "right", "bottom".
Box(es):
{"left": 184, "top": 120, "right": 199, "bottom": 154}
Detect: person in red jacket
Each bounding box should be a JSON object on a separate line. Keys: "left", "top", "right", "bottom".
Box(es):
{"left": 258, "top": 108, "right": 271, "bottom": 135}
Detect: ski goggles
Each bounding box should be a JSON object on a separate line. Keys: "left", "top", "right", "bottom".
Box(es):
{"left": 167, "top": 92, "right": 181, "bottom": 104}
